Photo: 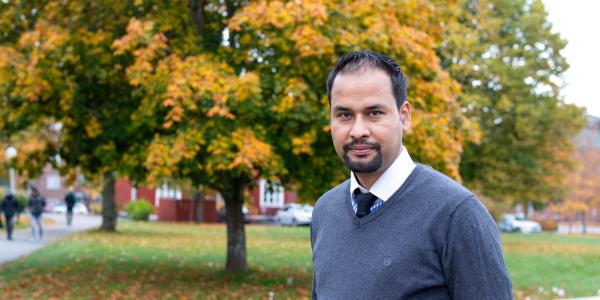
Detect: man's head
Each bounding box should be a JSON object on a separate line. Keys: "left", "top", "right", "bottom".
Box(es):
{"left": 327, "top": 50, "right": 407, "bottom": 109}
{"left": 328, "top": 50, "right": 411, "bottom": 181}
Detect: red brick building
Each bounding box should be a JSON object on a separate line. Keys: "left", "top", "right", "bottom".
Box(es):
{"left": 114, "top": 178, "right": 298, "bottom": 223}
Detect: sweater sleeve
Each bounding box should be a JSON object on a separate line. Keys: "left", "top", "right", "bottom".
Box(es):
{"left": 442, "top": 196, "right": 513, "bottom": 299}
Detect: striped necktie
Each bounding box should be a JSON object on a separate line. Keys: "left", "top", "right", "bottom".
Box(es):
{"left": 354, "top": 189, "right": 378, "bottom": 218}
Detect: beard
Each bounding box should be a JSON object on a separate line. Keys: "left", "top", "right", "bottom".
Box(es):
{"left": 342, "top": 140, "right": 382, "bottom": 173}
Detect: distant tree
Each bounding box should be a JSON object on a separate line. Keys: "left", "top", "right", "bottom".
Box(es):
{"left": 0, "top": 1, "right": 148, "bottom": 231}
{"left": 438, "top": 0, "right": 586, "bottom": 205}
{"left": 556, "top": 147, "right": 600, "bottom": 233}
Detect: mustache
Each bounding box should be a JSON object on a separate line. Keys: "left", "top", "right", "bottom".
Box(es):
{"left": 343, "top": 140, "right": 381, "bottom": 152}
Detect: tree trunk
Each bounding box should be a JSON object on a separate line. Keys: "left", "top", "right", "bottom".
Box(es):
{"left": 582, "top": 211, "right": 587, "bottom": 234}
{"left": 101, "top": 172, "right": 117, "bottom": 231}
{"left": 189, "top": 0, "right": 206, "bottom": 35}
{"left": 225, "top": 0, "right": 236, "bottom": 47}
{"left": 193, "top": 190, "right": 204, "bottom": 223}
{"left": 220, "top": 177, "right": 247, "bottom": 272}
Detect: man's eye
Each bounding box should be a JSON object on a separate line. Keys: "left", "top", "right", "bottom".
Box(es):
{"left": 338, "top": 112, "right": 351, "bottom": 119}
{"left": 369, "top": 111, "right": 383, "bottom": 116}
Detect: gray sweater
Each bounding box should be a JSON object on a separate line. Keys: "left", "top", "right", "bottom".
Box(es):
{"left": 311, "top": 164, "right": 513, "bottom": 299}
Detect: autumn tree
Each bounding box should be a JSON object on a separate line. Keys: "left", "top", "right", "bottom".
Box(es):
{"left": 111, "top": 0, "right": 476, "bottom": 272}
{"left": 438, "top": 0, "right": 586, "bottom": 206}
{"left": 0, "top": 1, "right": 149, "bottom": 231}
{"left": 4, "top": 0, "right": 563, "bottom": 273}
{"left": 556, "top": 118, "right": 600, "bottom": 233}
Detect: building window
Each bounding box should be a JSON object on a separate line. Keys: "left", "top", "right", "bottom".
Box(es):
{"left": 259, "top": 179, "right": 284, "bottom": 208}
{"left": 46, "top": 174, "right": 61, "bottom": 191}
{"left": 155, "top": 182, "right": 182, "bottom": 207}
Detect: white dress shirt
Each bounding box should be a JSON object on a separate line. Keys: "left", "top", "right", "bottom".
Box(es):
{"left": 350, "top": 146, "right": 416, "bottom": 206}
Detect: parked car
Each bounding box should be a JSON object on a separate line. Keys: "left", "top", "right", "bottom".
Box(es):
{"left": 275, "top": 204, "right": 313, "bottom": 226}
{"left": 498, "top": 214, "right": 541, "bottom": 233}
{"left": 51, "top": 202, "right": 89, "bottom": 215}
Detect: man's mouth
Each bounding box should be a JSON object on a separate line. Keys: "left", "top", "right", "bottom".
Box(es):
{"left": 348, "top": 145, "right": 375, "bottom": 156}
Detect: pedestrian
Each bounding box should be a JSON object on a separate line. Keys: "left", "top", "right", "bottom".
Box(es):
{"left": 64, "top": 186, "right": 76, "bottom": 226}
{"left": 310, "top": 50, "right": 513, "bottom": 299}
{"left": 27, "top": 187, "right": 46, "bottom": 241}
{"left": 1, "top": 193, "right": 20, "bottom": 240}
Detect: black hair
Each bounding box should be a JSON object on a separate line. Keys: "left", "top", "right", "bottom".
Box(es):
{"left": 326, "top": 50, "right": 407, "bottom": 109}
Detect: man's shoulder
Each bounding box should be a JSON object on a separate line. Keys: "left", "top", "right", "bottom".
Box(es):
{"left": 411, "top": 164, "right": 474, "bottom": 206}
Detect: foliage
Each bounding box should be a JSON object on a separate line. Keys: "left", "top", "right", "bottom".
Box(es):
{"left": 88, "top": 202, "right": 102, "bottom": 215}
{"left": 0, "top": 1, "right": 151, "bottom": 231}
{"left": 102, "top": 0, "right": 476, "bottom": 271}
{"left": 478, "top": 194, "right": 511, "bottom": 222}
{"left": 124, "top": 199, "right": 155, "bottom": 221}
{"left": 14, "top": 192, "right": 27, "bottom": 213}
{"left": 539, "top": 219, "right": 558, "bottom": 231}
{"left": 549, "top": 138, "right": 600, "bottom": 229}
{"left": 0, "top": 0, "right": 587, "bottom": 271}
{"left": 227, "top": 0, "right": 476, "bottom": 194}
{"left": 439, "top": 0, "right": 586, "bottom": 205}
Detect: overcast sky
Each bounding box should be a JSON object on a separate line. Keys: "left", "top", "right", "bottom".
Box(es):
{"left": 542, "top": 0, "right": 600, "bottom": 117}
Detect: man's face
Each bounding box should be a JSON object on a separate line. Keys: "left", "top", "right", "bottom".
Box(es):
{"left": 330, "top": 68, "right": 410, "bottom": 176}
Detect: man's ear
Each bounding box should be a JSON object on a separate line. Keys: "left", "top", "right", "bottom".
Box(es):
{"left": 400, "top": 101, "right": 411, "bottom": 132}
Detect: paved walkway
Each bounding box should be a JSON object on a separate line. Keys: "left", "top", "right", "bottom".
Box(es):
{"left": 0, "top": 213, "right": 101, "bottom": 264}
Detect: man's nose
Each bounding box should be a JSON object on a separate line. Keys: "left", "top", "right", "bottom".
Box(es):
{"left": 349, "top": 116, "right": 369, "bottom": 139}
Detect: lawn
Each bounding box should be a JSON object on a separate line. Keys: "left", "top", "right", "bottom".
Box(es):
{"left": 0, "top": 221, "right": 312, "bottom": 299}
{"left": 502, "top": 232, "right": 600, "bottom": 299}
{"left": 0, "top": 222, "right": 599, "bottom": 299}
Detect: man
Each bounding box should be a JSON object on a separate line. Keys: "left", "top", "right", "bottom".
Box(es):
{"left": 310, "top": 50, "right": 513, "bottom": 299}
{"left": 64, "top": 187, "right": 76, "bottom": 226}
{"left": 27, "top": 187, "right": 46, "bottom": 241}
{"left": 1, "top": 193, "right": 19, "bottom": 240}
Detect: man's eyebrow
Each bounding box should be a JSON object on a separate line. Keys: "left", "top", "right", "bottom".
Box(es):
{"left": 365, "top": 104, "right": 387, "bottom": 110}
{"left": 332, "top": 105, "right": 350, "bottom": 112}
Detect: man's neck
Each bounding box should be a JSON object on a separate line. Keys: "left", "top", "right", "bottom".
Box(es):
{"left": 353, "top": 146, "right": 404, "bottom": 190}
{"left": 354, "top": 171, "right": 384, "bottom": 190}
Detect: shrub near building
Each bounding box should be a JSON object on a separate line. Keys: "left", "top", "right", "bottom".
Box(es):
{"left": 125, "top": 199, "right": 155, "bottom": 221}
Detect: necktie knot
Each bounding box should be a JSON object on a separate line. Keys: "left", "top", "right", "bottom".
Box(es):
{"left": 354, "top": 189, "right": 377, "bottom": 218}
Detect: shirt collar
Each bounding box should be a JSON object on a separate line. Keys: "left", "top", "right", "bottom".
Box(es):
{"left": 350, "top": 146, "right": 416, "bottom": 202}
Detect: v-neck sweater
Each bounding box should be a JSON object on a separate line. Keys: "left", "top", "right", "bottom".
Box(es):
{"left": 310, "top": 164, "right": 513, "bottom": 299}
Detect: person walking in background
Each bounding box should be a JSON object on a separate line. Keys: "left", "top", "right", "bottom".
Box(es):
{"left": 310, "top": 50, "right": 512, "bottom": 299}
{"left": 64, "top": 186, "right": 76, "bottom": 226}
{"left": 1, "top": 193, "right": 19, "bottom": 240}
{"left": 27, "top": 187, "right": 46, "bottom": 241}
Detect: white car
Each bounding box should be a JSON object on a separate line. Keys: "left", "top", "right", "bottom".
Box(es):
{"left": 499, "top": 214, "right": 541, "bottom": 233}
{"left": 52, "top": 203, "right": 89, "bottom": 215}
{"left": 275, "top": 204, "right": 313, "bottom": 226}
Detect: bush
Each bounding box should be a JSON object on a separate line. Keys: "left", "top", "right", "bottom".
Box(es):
{"left": 540, "top": 219, "right": 558, "bottom": 231}
{"left": 14, "top": 193, "right": 27, "bottom": 213}
{"left": 478, "top": 194, "right": 511, "bottom": 222}
{"left": 125, "top": 199, "right": 155, "bottom": 221}
{"left": 89, "top": 202, "right": 102, "bottom": 215}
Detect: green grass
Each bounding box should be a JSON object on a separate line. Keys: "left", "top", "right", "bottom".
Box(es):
{"left": 502, "top": 232, "right": 600, "bottom": 299}
{"left": 0, "top": 221, "right": 312, "bottom": 299}
{"left": 0, "top": 222, "right": 599, "bottom": 299}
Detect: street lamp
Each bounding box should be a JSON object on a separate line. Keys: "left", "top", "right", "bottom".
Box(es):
{"left": 5, "top": 146, "right": 17, "bottom": 194}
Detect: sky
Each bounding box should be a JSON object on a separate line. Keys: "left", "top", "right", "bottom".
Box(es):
{"left": 542, "top": 0, "right": 600, "bottom": 117}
